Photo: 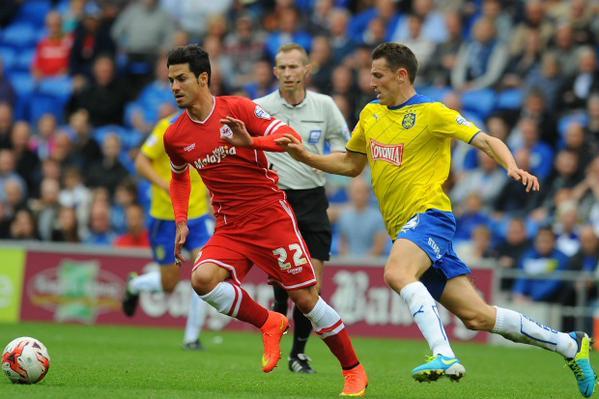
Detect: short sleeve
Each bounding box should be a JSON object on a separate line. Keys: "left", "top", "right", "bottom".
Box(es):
{"left": 163, "top": 125, "right": 188, "bottom": 173}
{"left": 324, "top": 96, "right": 350, "bottom": 152}
{"left": 141, "top": 119, "right": 168, "bottom": 160}
{"left": 429, "top": 102, "right": 480, "bottom": 143}
{"left": 346, "top": 109, "right": 368, "bottom": 154}
{"left": 233, "top": 96, "right": 285, "bottom": 137}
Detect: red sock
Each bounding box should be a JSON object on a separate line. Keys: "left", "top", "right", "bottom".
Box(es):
{"left": 229, "top": 285, "right": 269, "bottom": 328}
{"left": 322, "top": 328, "right": 360, "bottom": 370}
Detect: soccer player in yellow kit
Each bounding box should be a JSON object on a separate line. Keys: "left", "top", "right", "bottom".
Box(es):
{"left": 277, "top": 43, "right": 596, "bottom": 398}
{"left": 122, "top": 114, "right": 212, "bottom": 350}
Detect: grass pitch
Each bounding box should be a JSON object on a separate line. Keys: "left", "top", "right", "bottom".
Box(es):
{"left": 0, "top": 322, "right": 592, "bottom": 398}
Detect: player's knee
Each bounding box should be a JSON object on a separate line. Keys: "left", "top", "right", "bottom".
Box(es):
{"left": 383, "top": 269, "right": 411, "bottom": 291}
{"left": 191, "top": 269, "right": 218, "bottom": 295}
{"left": 289, "top": 288, "right": 319, "bottom": 314}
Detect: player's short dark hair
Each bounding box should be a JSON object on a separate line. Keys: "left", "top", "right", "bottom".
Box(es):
{"left": 167, "top": 44, "right": 211, "bottom": 84}
{"left": 372, "top": 42, "right": 418, "bottom": 84}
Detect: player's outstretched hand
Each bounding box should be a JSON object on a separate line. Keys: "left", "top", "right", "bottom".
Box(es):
{"left": 175, "top": 222, "right": 189, "bottom": 265}
{"left": 507, "top": 167, "right": 540, "bottom": 192}
{"left": 220, "top": 116, "right": 252, "bottom": 147}
{"left": 275, "top": 133, "right": 309, "bottom": 161}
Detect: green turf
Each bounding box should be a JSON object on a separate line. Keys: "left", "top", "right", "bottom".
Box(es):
{"left": 0, "top": 322, "right": 593, "bottom": 398}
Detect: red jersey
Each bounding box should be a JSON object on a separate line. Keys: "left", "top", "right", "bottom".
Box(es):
{"left": 164, "top": 95, "right": 298, "bottom": 224}
{"left": 33, "top": 35, "right": 73, "bottom": 77}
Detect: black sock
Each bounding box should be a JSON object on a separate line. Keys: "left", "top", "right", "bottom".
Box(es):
{"left": 290, "top": 306, "right": 313, "bottom": 357}
{"left": 272, "top": 284, "right": 289, "bottom": 315}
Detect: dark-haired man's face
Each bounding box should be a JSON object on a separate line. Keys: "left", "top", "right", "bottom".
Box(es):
{"left": 168, "top": 63, "right": 204, "bottom": 108}
{"left": 370, "top": 58, "right": 403, "bottom": 106}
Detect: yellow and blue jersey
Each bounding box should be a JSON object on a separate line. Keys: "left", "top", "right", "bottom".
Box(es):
{"left": 346, "top": 94, "right": 480, "bottom": 239}
{"left": 141, "top": 113, "right": 209, "bottom": 220}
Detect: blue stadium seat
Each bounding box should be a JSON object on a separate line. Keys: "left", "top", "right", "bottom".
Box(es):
{"left": 8, "top": 71, "right": 36, "bottom": 98}
{"left": 38, "top": 76, "right": 73, "bottom": 103}
{"left": 461, "top": 89, "right": 496, "bottom": 119}
{"left": 14, "top": 0, "right": 52, "bottom": 26}
{"left": 496, "top": 89, "right": 524, "bottom": 110}
{"left": 0, "top": 22, "right": 38, "bottom": 49}
{"left": 0, "top": 46, "right": 16, "bottom": 70}
{"left": 13, "top": 48, "right": 35, "bottom": 72}
{"left": 28, "top": 94, "right": 65, "bottom": 124}
{"left": 93, "top": 125, "right": 129, "bottom": 146}
{"left": 417, "top": 86, "right": 451, "bottom": 102}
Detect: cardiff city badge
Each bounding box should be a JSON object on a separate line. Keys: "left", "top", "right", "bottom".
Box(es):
{"left": 402, "top": 112, "right": 416, "bottom": 129}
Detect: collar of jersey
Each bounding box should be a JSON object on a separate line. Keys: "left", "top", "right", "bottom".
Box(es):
{"left": 278, "top": 90, "right": 308, "bottom": 109}
{"left": 387, "top": 93, "right": 431, "bottom": 110}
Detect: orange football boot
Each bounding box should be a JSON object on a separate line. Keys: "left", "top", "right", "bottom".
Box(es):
{"left": 260, "top": 311, "right": 289, "bottom": 373}
{"left": 340, "top": 364, "right": 368, "bottom": 397}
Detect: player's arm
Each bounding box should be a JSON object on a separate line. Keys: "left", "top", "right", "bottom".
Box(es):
{"left": 135, "top": 152, "right": 169, "bottom": 191}
{"left": 164, "top": 135, "right": 190, "bottom": 264}
{"left": 278, "top": 133, "right": 367, "bottom": 177}
{"left": 470, "top": 132, "right": 540, "bottom": 192}
{"left": 220, "top": 115, "right": 302, "bottom": 152}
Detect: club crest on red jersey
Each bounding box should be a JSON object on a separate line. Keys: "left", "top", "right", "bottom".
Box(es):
{"left": 220, "top": 124, "right": 233, "bottom": 139}
{"left": 370, "top": 139, "right": 403, "bottom": 166}
{"left": 254, "top": 105, "right": 271, "bottom": 119}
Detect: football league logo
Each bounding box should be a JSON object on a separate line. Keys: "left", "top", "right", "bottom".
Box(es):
{"left": 402, "top": 113, "right": 416, "bottom": 129}
{"left": 254, "top": 105, "right": 271, "bottom": 119}
{"left": 456, "top": 115, "right": 472, "bottom": 127}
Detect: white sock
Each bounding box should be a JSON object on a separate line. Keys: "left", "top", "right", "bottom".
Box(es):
{"left": 492, "top": 306, "right": 577, "bottom": 358}
{"left": 400, "top": 281, "right": 455, "bottom": 358}
{"left": 129, "top": 270, "right": 162, "bottom": 294}
{"left": 184, "top": 292, "right": 208, "bottom": 344}
{"left": 304, "top": 297, "right": 344, "bottom": 338}
{"left": 199, "top": 281, "right": 237, "bottom": 316}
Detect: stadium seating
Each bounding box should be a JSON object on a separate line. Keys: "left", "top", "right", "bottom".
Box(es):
{"left": 461, "top": 89, "right": 496, "bottom": 119}
{"left": 0, "top": 46, "right": 16, "bottom": 70}
{"left": 14, "top": 0, "right": 52, "bottom": 26}
{"left": 0, "top": 22, "right": 38, "bottom": 49}
{"left": 496, "top": 89, "right": 524, "bottom": 110}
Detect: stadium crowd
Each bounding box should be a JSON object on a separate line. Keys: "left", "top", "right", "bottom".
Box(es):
{"left": 0, "top": 0, "right": 598, "bottom": 306}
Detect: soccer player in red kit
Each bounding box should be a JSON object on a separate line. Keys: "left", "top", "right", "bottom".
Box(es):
{"left": 163, "top": 44, "right": 368, "bottom": 397}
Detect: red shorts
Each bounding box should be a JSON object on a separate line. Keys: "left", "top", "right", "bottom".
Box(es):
{"left": 192, "top": 200, "right": 317, "bottom": 290}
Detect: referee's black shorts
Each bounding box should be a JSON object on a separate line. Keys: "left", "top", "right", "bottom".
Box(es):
{"left": 284, "top": 186, "right": 331, "bottom": 262}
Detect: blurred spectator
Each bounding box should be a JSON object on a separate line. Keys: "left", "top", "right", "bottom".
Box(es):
{"left": 69, "top": 7, "right": 116, "bottom": 81}
{"left": 202, "top": 36, "right": 235, "bottom": 92}
{"left": 493, "top": 148, "right": 540, "bottom": 216}
{"left": 451, "top": 18, "right": 508, "bottom": 91}
{"left": 337, "top": 177, "right": 388, "bottom": 257}
{"left": 361, "top": 16, "right": 387, "bottom": 47}
{"left": 391, "top": 0, "right": 446, "bottom": 44}
{"left": 328, "top": 7, "right": 355, "bottom": 62}
{"left": 0, "top": 103, "right": 14, "bottom": 149}
{"left": 86, "top": 133, "right": 129, "bottom": 196}
{"left": 31, "top": 114, "right": 58, "bottom": 161}
{"left": 554, "top": 200, "right": 581, "bottom": 257}
{"left": 111, "top": 0, "right": 175, "bottom": 90}
{"left": 84, "top": 200, "right": 116, "bottom": 245}
{"left": 0, "top": 149, "right": 27, "bottom": 204}
{"left": 11, "top": 121, "right": 40, "bottom": 195}
{"left": 161, "top": 0, "right": 233, "bottom": 42}
{"left": 401, "top": 14, "right": 435, "bottom": 74}
{"left": 550, "top": 23, "right": 579, "bottom": 78}
{"left": 350, "top": 0, "right": 400, "bottom": 45}
{"left": 111, "top": 178, "right": 138, "bottom": 234}
{"left": 224, "top": 13, "right": 267, "bottom": 88}
{"left": 513, "top": 226, "right": 569, "bottom": 303}
{"left": 420, "top": 10, "right": 463, "bottom": 86}
{"left": 564, "top": 121, "right": 594, "bottom": 172}
{"left": 572, "top": 156, "right": 599, "bottom": 231}
{"left": 0, "top": 201, "right": 11, "bottom": 238}
{"left": 265, "top": 7, "right": 313, "bottom": 61}
{"left": 32, "top": 178, "right": 61, "bottom": 241}
{"left": 454, "top": 192, "right": 491, "bottom": 242}
{"left": 61, "top": 0, "right": 86, "bottom": 34}
{"left": 515, "top": 89, "right": 558, "bottom": 147}
{"left": 32, "top": 11, "right": 73, "bottom": 79}
{"left": 4, "top": 178, "right": 27, "bottom": 216}
{"left": 59, "top": 167, "right": 92, "bottom": 235}
{"left": 568, "top": 0, "right": 596, "bottom": 46}
{"left": 66, "top": 109, "right": 102, "bottom": 169}
{"left": 475, "top": 0, "right": 512, "bottom": 44}
{"left": 495, "top": 217, "right": 531, "bottom": 292}
{"left": 114, "top": 204, "right": 150, "bottom": 248}
{"left": 309, "top": 36, "right": 335, "bottom": 94}
{"left": 588, "top": 94, "right": 599, "bottom": 144}
{"left": 450, "top": 152, "right": 506, "bottom": 208}
{"left": 525, "top": 52, "right": 564, "bottom": 111}
{"left": 508, "top": 117, "right": 554, "bottom": 182}
{"left": 0, "top": 59, "right": 16, "bottom": 107}
{"left": 331, "top": 65, "right": 354, "bottom": 98}
{"left": 558, "top": 46, "right": 598, "bottom": 111}
{"left": 51, "top": 206, "right": 80, "bottom": 243}
{"left": 243, "top": 59, "right": 275, "bottom": 99}
{"left": 9, "top": 208, "right": 39, "bottom": 241}
{"left": 502, "top": 29, "right": 542, "bottom": 89}
{"left": 51, "top": 132, "right": 78, "bottom": 169}
{"left": 509, "top": 0, "right": 554, "bottom": 58}
{"left": 456, "top": 225, "right": 496, "bottom": 266}
{"left": 69, "top": 55, "right": 130, "bottom": 126}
